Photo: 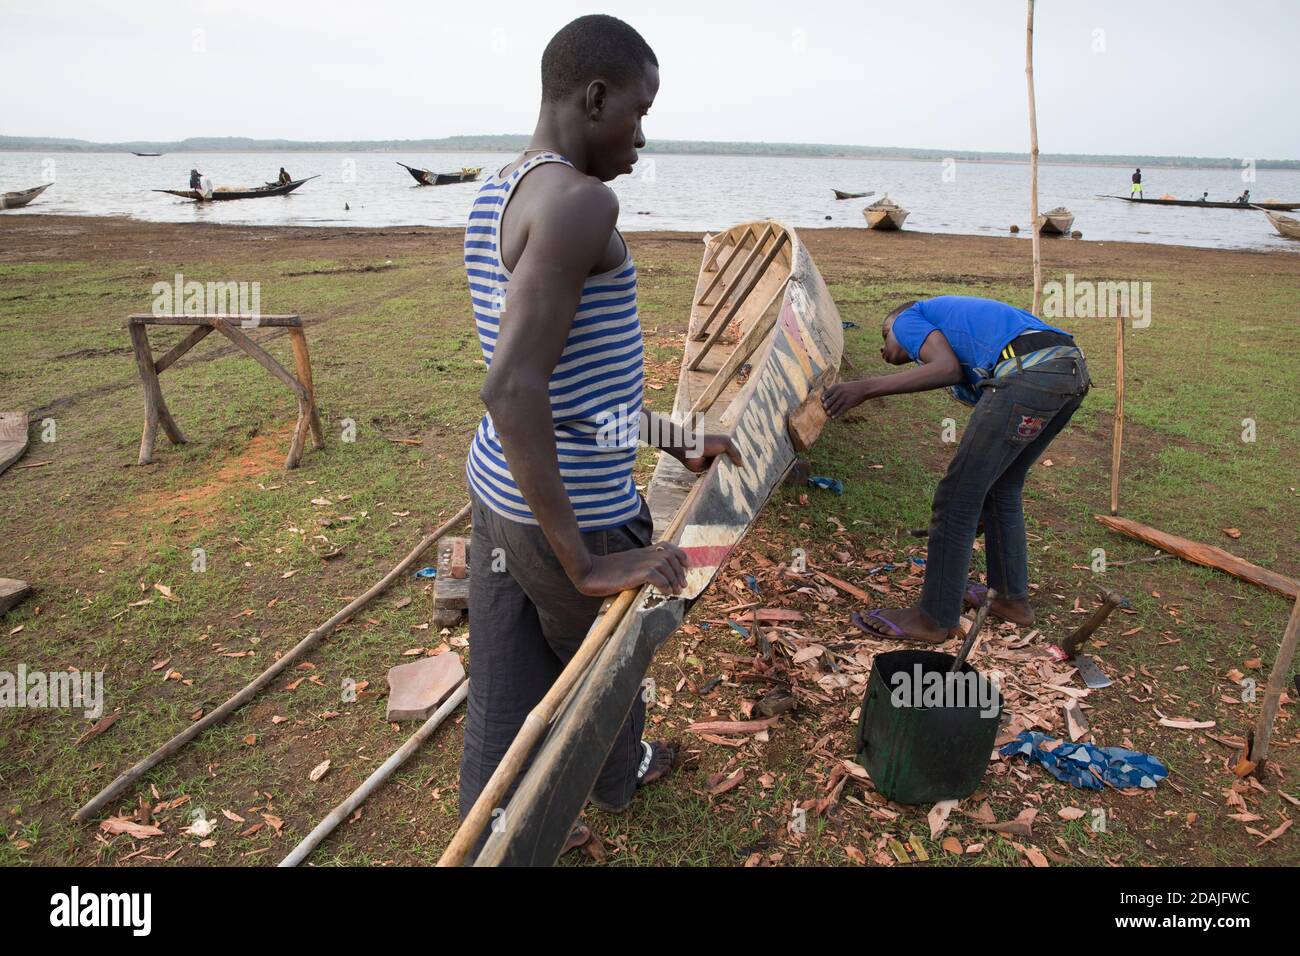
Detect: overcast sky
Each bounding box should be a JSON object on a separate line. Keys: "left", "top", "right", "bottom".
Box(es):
{"left": 3, "top": 0, "right": 1297, "bottom": 158}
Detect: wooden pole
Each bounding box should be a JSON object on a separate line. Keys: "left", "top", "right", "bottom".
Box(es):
{"left": 439, "top": 465, "right": 707, "bottom": 866}
{"left": 279, "top": 680, "right": 468, "bottom": 867}
{"left": 1094, "top": 515, "right": 1300, "bottom": 601}
{"left": 1249, "top": 595, "right": 1300, "bottom": 769}
{"left": 1110, "top": 307, "right": 1126, "bottom": 515}
{"left": 1026, "top": 0, "right": 1042, "bottom": 315}
{"left": 436, "top": 588, "right": 637, "bottom": 867}
{"left": 73, "top": 501, "right": 472, "bottom": 822}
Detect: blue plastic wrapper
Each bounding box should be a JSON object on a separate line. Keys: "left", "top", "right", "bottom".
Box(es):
{"left": 807, "top": 476, "right": 844, "bottom": 496}
{"left": 999, "top": 731, "right": 1168, "bottom": 790}
{"left": 413, "top": 567, "right": 438, "bottom": 579}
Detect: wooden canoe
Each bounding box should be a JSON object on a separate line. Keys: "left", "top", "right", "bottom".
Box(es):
{"left": 1037, "top": 207, "right": 1074, "bottom": 235}
{"left": 153, "top": 176, "right": 318, "bottom": 202}
{"left": 471, "top": 221, "right": 843, "bottom": 866}
{"left": 833, "top": 189, "right": 874, "bottom": 200}
{"left": 131, "top": 151, "right": 163, "bottom": 157}
{"left": 398, "top": 162, "right": 482, "bottom": 186}
{"left": 0, "top": 183, "right": 52, "bottom": 211}
{"left": 1263, "top": 209, "right": 1300, "bottom": 240}
{"left": 0, "top": 411, "right": 28, "bottom": 475}
{"left": 1098, "top": 194, "right": 1299, "bottom": 211}
{"left": 864, "top": 196, "right": 908, "bottom": 230}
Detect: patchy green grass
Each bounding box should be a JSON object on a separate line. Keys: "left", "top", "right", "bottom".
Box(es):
{"left": 0, "top": 220, "right": 1296, "bottom": 868}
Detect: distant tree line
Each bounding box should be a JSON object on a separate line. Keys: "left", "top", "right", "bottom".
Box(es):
{"left": 1, "top": 134, "right": 1296, "bottom": 169}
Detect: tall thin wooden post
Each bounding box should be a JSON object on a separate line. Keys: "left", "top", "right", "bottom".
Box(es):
{"left": 1249, "top": 595, "right": 1300, "bottom": 771}
{"left": 1110, "top": 308, "right": 1126, "bottom": 515}
{"left": 1026, "top": 0, "right": 1042, "bottom": 315}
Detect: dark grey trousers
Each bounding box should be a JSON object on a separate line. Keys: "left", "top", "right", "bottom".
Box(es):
{"left": 458, "top": 490, "right": 654, "bottom": 854}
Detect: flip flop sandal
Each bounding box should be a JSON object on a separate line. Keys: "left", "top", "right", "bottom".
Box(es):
{"left": 561, "top": 823, "right": 591, "bottom": 855}
{"left": 963, "top": 581, "right": 989, "bottom": 610}
{"left": 850, "top": 608, "right": 910, "bottom": 640}
{"left": 589, "top": 740, "right": 675, "bottom": 814}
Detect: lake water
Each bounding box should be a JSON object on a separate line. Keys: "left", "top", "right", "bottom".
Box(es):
{"left": 3, "top": 150, "right": 1298, "bottom": 253}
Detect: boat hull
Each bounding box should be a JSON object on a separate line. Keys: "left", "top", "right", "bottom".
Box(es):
{"left": 833, "top": 189, "right": 872, "bottom": 200}
{"left": 154, "top": 176, "right": 317, "bottom": 202}
{"left": 1037, "top": 213, "right": 1075, "bottom": 235}
{"left": 399, "top": 163, "right": 480, "bottom": 186}
{"left": 865, "top": 207, "right": 908, "bottom": 230}
{"left": 473, "top": 221, "right": 843, "bottom": 866}
{"left": 1265, "top": 210, "right": 1300, "bottom": 240}
{"left": 0, "top": 411, "right": 29, "bottom": 475}
{"left": 0, "top": 183, "right": 52, "bottom": 210}
{"left": 1100, "top": 195, "right": 1299, "bottom": 211}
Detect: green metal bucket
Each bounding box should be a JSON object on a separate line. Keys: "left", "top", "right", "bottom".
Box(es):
{"left": 855, "top": 649, "right": 1002, "bottom": 805}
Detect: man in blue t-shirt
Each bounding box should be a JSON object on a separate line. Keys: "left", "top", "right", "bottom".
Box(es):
{"left": 822, "top": 296, "right": 1091, "bottom": 643}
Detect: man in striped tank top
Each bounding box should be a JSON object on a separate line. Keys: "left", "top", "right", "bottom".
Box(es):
{"left": 458, "top": 15, "right": 740, "bottom": 857}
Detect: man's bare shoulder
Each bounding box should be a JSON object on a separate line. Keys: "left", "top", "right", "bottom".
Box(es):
{"left": 520, "top": 163, "right": 618, "bottom": 236}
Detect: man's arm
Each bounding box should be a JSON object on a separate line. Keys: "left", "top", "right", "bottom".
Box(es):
{"left": 480, "top": 174, "right": 688, "bottom": 596}
{"left": 641, "top": 411, "right": 741, "bottom": 474}
{"left": 822, "top": 331, "right": 963, "bottom": 417}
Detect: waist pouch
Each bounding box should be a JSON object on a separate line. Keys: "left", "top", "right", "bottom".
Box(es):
{"left": 951, "top": 346, "right": 1087, "bottom": 406}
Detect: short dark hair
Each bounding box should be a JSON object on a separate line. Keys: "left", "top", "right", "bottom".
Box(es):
{"left": 884, "top": 301, "right": 917, "bottom": 328}
{"left": 541, "top": 15, "right": 657, "bottom": 102}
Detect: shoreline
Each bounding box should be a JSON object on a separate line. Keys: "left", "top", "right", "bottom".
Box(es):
{"left": 4, "top": 213, "right": 1299, "bottom": 263}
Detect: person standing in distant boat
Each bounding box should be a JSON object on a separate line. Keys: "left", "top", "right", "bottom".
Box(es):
{"left": 189, "top": 169, "right": 202, "bottom": 190}
{"left": 1130, "top": 168, "right": 1143, "bottom": 198}
{"left": 457, "top": 14, "right": 739, "bottom": 861}
{"left": 278, "top": 167, "right": 292, "bottom": 185}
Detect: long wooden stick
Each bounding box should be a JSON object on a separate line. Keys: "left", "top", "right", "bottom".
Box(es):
{"left": 1094, "top": 514, "right": 1300, "bottom": 600}
{"left": 279, "top": 680, "right": 468, "bottom": 867}
{"left": 1110, "top": 307, "right": 1125, "bottom": 515}
{"left": 1249, "top": 595, "right": 1300, "bottom": 768}
{"left": 73, "top": 501, "right": 472, "bottom": 822}
{"left": 439, "top": 470, "right": 704, "bottom": 866}
{"left": 1026, "top": 0, "right": 1042, "bottom": 315}
{"left": 437, "top": 588, "right": 637, "bottom": 866}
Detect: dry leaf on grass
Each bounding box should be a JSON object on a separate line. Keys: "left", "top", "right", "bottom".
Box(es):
{"left": 100, "top": 817, "right": 163, "bottom": 839}
{"left": 309, "top": 759, "right": 332, "bottom": 782}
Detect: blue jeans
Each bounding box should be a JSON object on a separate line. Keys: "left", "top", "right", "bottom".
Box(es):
{"left": 920, "top": 354, "right": 1091, "bottom": 628}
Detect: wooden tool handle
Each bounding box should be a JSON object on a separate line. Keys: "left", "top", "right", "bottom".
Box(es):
{"left": 1060, "top": 590, "right": 1126, "bottom": 657}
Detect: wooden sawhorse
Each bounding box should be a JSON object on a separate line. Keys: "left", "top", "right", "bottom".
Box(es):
{"left": 128, "top": 313, "right": 325, "bottom": 469}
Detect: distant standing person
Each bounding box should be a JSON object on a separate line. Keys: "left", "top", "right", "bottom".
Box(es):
{"left": 189, "top": 169, "right": 202, "bottom": 190}
{"left": 1130, "top": 168, "right": 1143, "bottom": 199}
{"left": 277, "top": 167, "right": 292, "bottom": 185}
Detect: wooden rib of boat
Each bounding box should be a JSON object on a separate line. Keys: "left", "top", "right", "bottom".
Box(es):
{"left": 471, "top": 221, "right": 844, "bottom": 866}
{"left": 1098, "top": 194, "right": 1300, "bottom": 211}
{"left": 863, "top": 196, "right": 908, "bottom": 230}
{"left": 1263, "top": 209, "right": 1300, "bottom": 240}
{"left": 0, "top": 183, "right": 52, "bottom": 210}
{"left": 153, "top": 176, "right": 319, "bottom": 202}
{"left": 1037, "top": 206, "right": 1074, "bottom": 235}
{"left": 0, "top": 411, "right": 29, "bottom": 475}
{"left": 832, "top": 189, "right": 874, "bottom": 200}
{"left": 397, "top": 162, "right": 483, "bottom": 186}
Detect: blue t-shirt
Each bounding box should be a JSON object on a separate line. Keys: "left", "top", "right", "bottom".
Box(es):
{"left": 890, "top": 296, "right": 1069, "bottom": 389}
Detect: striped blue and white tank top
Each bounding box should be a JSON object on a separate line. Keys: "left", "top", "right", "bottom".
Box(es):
{"left": 463, "top": 153, "right": 644, "bottom": 531}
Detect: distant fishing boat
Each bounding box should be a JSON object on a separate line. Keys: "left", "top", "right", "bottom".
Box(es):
{"left": 832, "top": 189, "right": 874, "bottom": 200}
{"left": 0, "top": 183, "right": 52, "bottom": 210}
{"left": 397, "top": 162, "right": 482, "bottom": 186}
{"left": 1037, "top": 206, "right": 1074, "bottom": 235}
{"left": 1098, "top": 194, "right": 1299, "bottom": 211}
{"left": 132, "top": 151, "right": 163, "bottom": 157}
{"left": 153, "top": 175, "right": 319, "bottom": 202}
{"left": 1262, "top": 209, "right": 1300, "bottom": 240}
{"left": 863, "top": 196, "right": 909, "bottom": 230}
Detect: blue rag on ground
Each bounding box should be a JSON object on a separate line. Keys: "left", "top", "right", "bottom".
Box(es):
{"left": 999, "top": 731, "right": 1168, "bottom": 790}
